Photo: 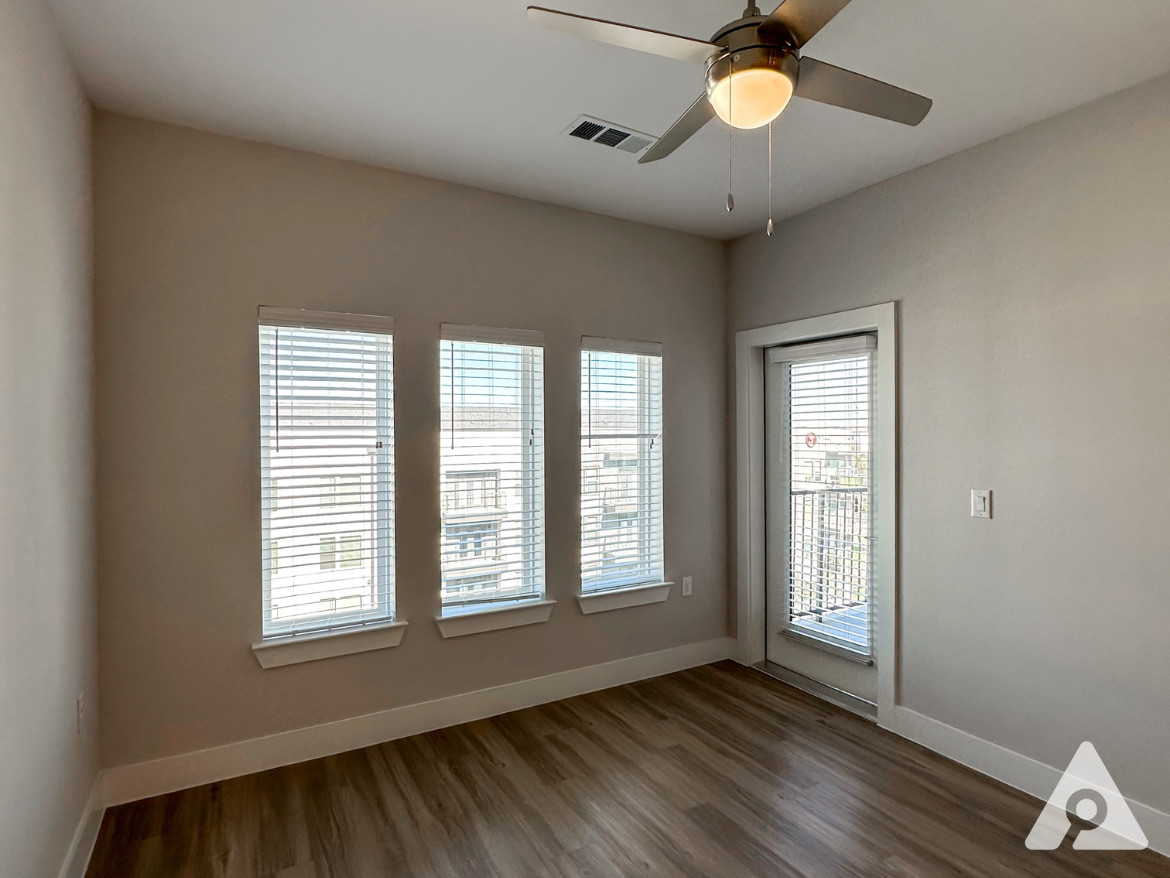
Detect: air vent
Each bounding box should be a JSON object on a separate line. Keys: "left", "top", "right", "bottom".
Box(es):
{"left": 615, "top": 134, "right": 653, "bottom": 154}
{"left": 594, "top": 127, "right": 630, "bottom": 148}
{"left": 562, "top": 115, "right": 657, "bottom": 157}
{"left": 569, "top": 120, "right": 605, "bottom": 141}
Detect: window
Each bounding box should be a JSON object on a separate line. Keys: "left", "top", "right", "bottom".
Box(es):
{"left": 319, "top": 537, "right": 337, "bottom": 571}
{"left": 443, "top": 469, "right": 502, "bottom": 513}
{"left": 439, "top": 325, "right": 545, "bottom": 613}
{"left": 443, "top": 572, "right": 503, "bottom": 602}
{"left": 445, "top": 521, "right": 500, "bottom": 558}
{"left": 580, "top": 339, "right": 663, "bottom": 593}
{"left": 259, "top": 308, "right": 395, "bottom": 637}
{"left": 340, "top": 535, "right": 363, "bottom": 568}
{"left": 772, "top": 335, "right": 874, "bottom": 654}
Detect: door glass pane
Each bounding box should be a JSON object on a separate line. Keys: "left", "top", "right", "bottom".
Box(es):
{"left": 787, "top": 352, "right": 872, "bottom": 653}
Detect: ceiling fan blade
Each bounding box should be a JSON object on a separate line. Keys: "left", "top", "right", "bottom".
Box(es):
{"left": 527, "top": 7, "right": 717, "bottom": 65}
{"left": 795, "top": 57, "right": 932, "bottom": 125}
{"left": 759, "top": 0, "right": 852, "bottom": 48}
{"left": 637, "top": 95, "right": 715, "bottom": 164}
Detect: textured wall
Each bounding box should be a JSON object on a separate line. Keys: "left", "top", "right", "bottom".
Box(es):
{"left": 92, "top": 112, "right": 728, "bottom": 767}
{"left": 0, "top": 1, "right": 97, "bottom": 875}
{"left": 730, "top": 73, "right": 1170, "bottom": 813}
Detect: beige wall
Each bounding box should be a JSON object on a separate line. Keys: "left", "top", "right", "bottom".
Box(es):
{"left": 730, "top": 73, "right": 1170, "bottom": 812}
{"left": 0, "top": 1, "right": 97, "bottom": 875}
{"left": 92, "top": 112, "right": 727, "bottom": 768}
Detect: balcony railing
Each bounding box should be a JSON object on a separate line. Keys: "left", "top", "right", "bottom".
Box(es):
{"left": 789, "top": 487, "right": 870, "bottom": 620}
{"left": 441, "top": 478, "right": 504, "bottom": 514}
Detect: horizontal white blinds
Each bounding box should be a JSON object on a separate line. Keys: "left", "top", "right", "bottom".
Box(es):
{"left": 582, "top": 336, "right": 663, "bottom": 357}
{"left": 769, "top": 333, "right": 875, "bottom": 364}
{"left": 259, "top": 321, "right": 395, "bottom": 636}
{"left": 441, "top": 324, "right": 544, "bottom": 347}
{"left": 783, "top": 338, "right": 874, "bottom": 654}
{"left": 258, "top": 306, "right": 395, "bottom": 334}
{"left": 439, "top": 334, "right": 546, "bottom": 612}
{"left": 580, "top": 347, "right": 664, "bottom": 593}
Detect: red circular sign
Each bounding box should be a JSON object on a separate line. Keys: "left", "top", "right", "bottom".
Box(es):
{"left": 805, "top": 432, "right": 818, "bottom": 448}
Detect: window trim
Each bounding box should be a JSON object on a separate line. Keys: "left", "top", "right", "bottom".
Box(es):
{"left": 438, "top": 327, "right": 547, "bottom": 616}
{"left": 577, "top": 580, "right": 673, "bottom": 615}
{"left": 252, "top": 619, "right": 408, "bottom": 669}
{"left": 579, "top": 340, "right": 664, "bottom": 596}
{"left": 258, "top": 307, "right": 397, "bottom": 641}
{"left": 434, "top": 599, "right": 556, "bottom": 639}
{"left": 734, "top": 303, "right": 897, "bottom": 720}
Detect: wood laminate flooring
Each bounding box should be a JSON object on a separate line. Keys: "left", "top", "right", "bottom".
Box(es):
{"left": 86, "top": 661, "right": 1167, "bottom": 877}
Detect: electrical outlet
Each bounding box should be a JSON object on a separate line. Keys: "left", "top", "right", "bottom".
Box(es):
{"left": 682, "top": 576, "right": 693, "bottom": 597}
{"left": 76, "top": 692, "right": 85, "bottom": 736}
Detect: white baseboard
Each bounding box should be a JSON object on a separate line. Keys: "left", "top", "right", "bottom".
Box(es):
{"left": 887, "top": 706, "right": 1170, "bottom": 857}
{"left": 58, "top": 776, "right": 106, "bottom": 878}
{"left": 102, "top": 636, "right": 736, "bottom": 807}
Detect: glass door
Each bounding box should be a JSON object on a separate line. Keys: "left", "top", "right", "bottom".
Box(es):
{"left": 765, "top": 334, "right": 877, "bottom": 704}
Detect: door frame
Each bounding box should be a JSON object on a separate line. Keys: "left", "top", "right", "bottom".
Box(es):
{"left": 734, "top": 303, "right": 898, "bottom": 721}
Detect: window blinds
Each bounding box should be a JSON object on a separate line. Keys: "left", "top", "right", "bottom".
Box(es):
{"left": 439, "top": 326, "right": 545, "bottom": 613}
{"left": 770, "top": 335, "right": 874, "bottom": 654}
{"left": 580, "top": 338, "right": 664, "bottom": 593}
{"left": 259, "top": 309, "right": 395, "bottom": 637}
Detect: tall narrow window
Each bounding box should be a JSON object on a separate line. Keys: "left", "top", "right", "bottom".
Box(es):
{"left": 439, "top": 325, "right": 545, "bottom": 614}
{"left": 259, "top": 308, "right": 395, "bottom": 637}
{"left": 580, "top": 339, "right": 663, "bottom": 593}
{"left": 771, "top": 335, "right": 874, "bottom": 655}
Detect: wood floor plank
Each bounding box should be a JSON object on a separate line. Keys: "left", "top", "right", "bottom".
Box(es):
{"left": 86, "top": 662, "right": 1169, "bottom": 877}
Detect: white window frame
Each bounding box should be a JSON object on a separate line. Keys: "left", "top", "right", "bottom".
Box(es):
{"left": 434, "top": 324, "right": 554, "bottom": 638}
{"left": 577, "top": 338, "right": 671, "bottom": 614}
{"left": 734, "top": 303, "right": 896, "bottom": 719}
{"left": 252, "top": 307, "right": 406, "bottom": 668}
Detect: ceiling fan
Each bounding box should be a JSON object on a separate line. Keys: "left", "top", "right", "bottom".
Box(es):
{"left": 528, "top": 0, "right": 932, "bottom": 164}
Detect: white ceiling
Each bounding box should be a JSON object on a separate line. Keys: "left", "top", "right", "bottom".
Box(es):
{"left": 49, "top": 0, "right": 1170, "bottom": 239}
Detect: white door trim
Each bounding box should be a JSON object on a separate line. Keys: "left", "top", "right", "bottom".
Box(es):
{"left": 735, "top": 303, "right": 898, "bottom": 720}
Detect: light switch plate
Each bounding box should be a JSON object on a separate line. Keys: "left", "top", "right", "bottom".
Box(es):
{"left": 971, "top": 489, "right": 991, "bottom": 519}
{"left": 682, "top": 576, "right": 693, "bottom": 597}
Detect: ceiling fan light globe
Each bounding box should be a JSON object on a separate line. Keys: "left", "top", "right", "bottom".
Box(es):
{"left": 708, "top": 68, "right": 793, "bottom": 129}
{"left": 706, "top": 48, "right": 796, "bottom": 130}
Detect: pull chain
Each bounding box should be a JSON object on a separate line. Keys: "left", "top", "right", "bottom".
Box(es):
{"left": 767, "top": 120, "right": 774, "bottom": 236}
{"left": 726, "top": 54, "right": 735, "bottom": 213}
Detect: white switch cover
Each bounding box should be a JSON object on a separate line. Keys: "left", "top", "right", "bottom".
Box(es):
{"left": 971, "top": 489, "right": 991, "bottom": 519}
{"left": 682, "top": 576, "right": 693, "bottom": 597}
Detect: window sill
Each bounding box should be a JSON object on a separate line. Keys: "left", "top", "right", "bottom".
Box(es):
{"left": 434, "top": 599, "right": 556, "bottom": 639}
{"left": 252, "top": 620, "right": 408, "bottom": 668}
{"left": 577, "top": 581, "right": 673, "bottom": 615}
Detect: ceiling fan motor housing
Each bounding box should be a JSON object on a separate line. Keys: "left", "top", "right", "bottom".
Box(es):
{"left": 707, "top": 14, "right": 800, "bottom": 91}
{"left": 705, "top": 15, "right": 800, "bottom": 129}
{"left": 706, "top": 46, "right": 799, "bottom": 92}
